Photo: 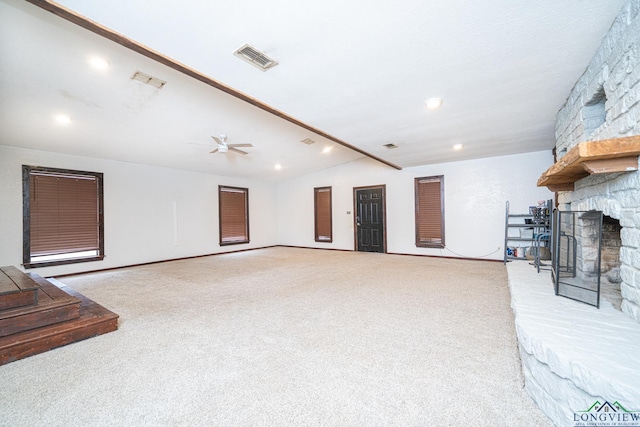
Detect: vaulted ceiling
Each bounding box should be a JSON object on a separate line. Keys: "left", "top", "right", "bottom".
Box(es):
{"left": 0, "top": 0, "right": 627, "bottom": 181}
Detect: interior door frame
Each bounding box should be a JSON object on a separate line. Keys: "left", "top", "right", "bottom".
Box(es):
{"left": 353, "top": 184, "right": 387, "bottom": 253}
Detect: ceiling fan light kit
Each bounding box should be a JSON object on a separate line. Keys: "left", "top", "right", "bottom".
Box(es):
{"left": 210, "top": 133, "right": 253, "bottom": 155}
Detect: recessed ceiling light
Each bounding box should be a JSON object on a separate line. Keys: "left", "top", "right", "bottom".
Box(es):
{"left": 89, "top": 56, "right": 109, "bottom": 70}
{"left": 54, "top": 114, "right": 71, "bottom": 125}
{"left": 322, "top": 146, "right": 333, "bottom": 154}
{"left": 453, "top": 143, "right": 463, "bottom": 150}
{"left": 425, "top": 97, "right": 443, "bottom": 110}
{"left": 274, "top": 164, "right": 282, "bottom": 170}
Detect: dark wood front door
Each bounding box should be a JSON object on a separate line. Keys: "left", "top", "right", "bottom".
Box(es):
{"left": 354, "top": 186, "right": 386, "bottom": 253}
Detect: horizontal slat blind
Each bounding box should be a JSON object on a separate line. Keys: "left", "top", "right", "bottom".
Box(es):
{"left": 314, "top": 187, "right": 332, "bottom": 242}
{"left": 415, "top": 176, "right": 444, "bottom": 247}
{"left": 30, "top": 172, "right": 99, "bottom": 256}
{"left": 219, "top": 186, "right": 249, "bottom": 244}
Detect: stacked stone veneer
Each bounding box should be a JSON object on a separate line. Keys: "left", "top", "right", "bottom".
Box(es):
{"left": 555, "top": 0, "right": 640, "bottom": 323}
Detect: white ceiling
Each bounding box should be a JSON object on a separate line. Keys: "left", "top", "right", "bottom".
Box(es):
{"left": 0, "top": 0, "right": 627, "bottom": 181}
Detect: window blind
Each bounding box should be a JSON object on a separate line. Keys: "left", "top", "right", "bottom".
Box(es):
{"left": 314, "top": 187, "right": 332, "bottom": 242}
{"left": 29, "top": 171, "right": 100, "bottom": 256}
{"left": 415, "top": 176, "right": 444, "bottom": 247}
{"left": 219, "top": 186, "right": 249, "bottom": 245}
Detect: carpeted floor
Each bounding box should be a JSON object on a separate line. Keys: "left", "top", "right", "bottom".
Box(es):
{"left": 0, "top": 247, "right": 551, "bottom": 426}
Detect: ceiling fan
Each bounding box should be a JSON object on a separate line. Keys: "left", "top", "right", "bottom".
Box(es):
{"left": 209, "top": 133, "right": 253, "bottom": 155}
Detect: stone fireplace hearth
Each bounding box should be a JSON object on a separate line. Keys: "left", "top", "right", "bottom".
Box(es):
{"left": 508, "top": 262, "right": 640, "bottom": 426}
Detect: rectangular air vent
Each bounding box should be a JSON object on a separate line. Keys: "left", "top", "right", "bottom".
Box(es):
{"left": 384, "top": 143, "right": 398, "bottom": 149}
{"left": 234, "top": 44, "right": 278, "bottom": 71}
{"left": 131, "top": 71, "right": 166, "bottom": 89}
{"left": 301, "top": 138, "right": 315, "bottom": 145}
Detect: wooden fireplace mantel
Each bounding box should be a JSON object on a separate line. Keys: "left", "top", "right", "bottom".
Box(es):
{"left": 537, "top": 135, "right": 640, "bottom": 192}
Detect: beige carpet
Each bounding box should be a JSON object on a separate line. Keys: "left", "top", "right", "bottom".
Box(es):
{"left": 0, "top": 247, "right": 551, "bottom": 426}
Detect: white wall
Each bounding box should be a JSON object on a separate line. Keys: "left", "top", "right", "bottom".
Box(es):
{"left": 0, "top": 145, "right": 553, "bottom": 277}
{"left": 277, "top": 151, "right": 554, "bottom": 260}
{"left": 0, "top": 145, "right": 278, "bottom": 277}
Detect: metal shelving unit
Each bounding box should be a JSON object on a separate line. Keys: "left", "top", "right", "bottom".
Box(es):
{"left": 504, "top": 200, "right": 552, "bottom": 265}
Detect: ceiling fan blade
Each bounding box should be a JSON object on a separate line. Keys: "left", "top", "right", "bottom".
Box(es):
{"left": 209, "top": 148, "right": 219, "bottom": 154}
{"left": 229, "top": 147, "right": 248, "bottom": 155}
{"left": 228, "top": 143, "right": 253, "bottom": 148}
{"left": 211, "top": 136, "right": 222, "bottom": 144}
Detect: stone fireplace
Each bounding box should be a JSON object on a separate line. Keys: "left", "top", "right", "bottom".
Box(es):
{"left": 510, "top": 3, "right": 640, "bottom": 425}
{"left": 544, "top": 143, "right": 640, "bottom": 321}
{"left": 540, "top": 0, "right": 640, "bottom": 323}
{"left": 529, "top": 147, "right": 640, "bottom": 422}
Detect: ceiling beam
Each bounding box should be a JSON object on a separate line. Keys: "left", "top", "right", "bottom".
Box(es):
{"left": 26, "top": 0, "right": 402, "bottom": 171}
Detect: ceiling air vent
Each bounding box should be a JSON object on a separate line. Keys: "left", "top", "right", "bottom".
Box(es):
{"left": 131, "top": 71, "right": 166, "bottom": 89}
{"left": 384, "top": 143, "right": 398, "bottom": 149}
{"left": 301, "top": 138, "right": 315, "bottom": 145}
{"left": 234, "top": 43, "right": 278, "bottom": 71}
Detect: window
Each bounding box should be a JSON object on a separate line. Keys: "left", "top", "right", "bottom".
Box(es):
{"left": 23, "top": 165, "right": 104, "bottom": 268}
{"left": 415, "top": 175, "right": 445, "bottom": 248}
{"left": 219, "top": 186, "right": 249, "bottom": 245}
{"left": 314, "top": 187, "right": 332, "bottom": 242}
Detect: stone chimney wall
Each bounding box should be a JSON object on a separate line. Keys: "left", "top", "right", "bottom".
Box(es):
{"left": 554, "top": 0, "right": 640, "bottom": 322}
{"left": 555, "top": 0, "right": 640, "bottom": 153}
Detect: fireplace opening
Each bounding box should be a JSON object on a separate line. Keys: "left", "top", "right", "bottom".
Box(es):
{"left": 600, "top": 215, "right": 622, "bottom": 310}
{"left": 552, "top": 211, "right": 623, "bottom": 310}
{"left": 553, "top": 210, "right": 603, "bottom": 307}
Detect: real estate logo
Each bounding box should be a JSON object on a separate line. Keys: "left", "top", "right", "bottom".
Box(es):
{"left": 573, "top": 401, "right": 640, "bottom": 427}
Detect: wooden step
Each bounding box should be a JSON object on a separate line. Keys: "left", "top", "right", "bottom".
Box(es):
{"left": 0, "top": 272, "right": 119, "bottom": 366}
{"left": 0, "top": 274, "right": 81, "bottom": 337}
{"left": 0, "top": 266, "right": 38, "bottom": 311}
